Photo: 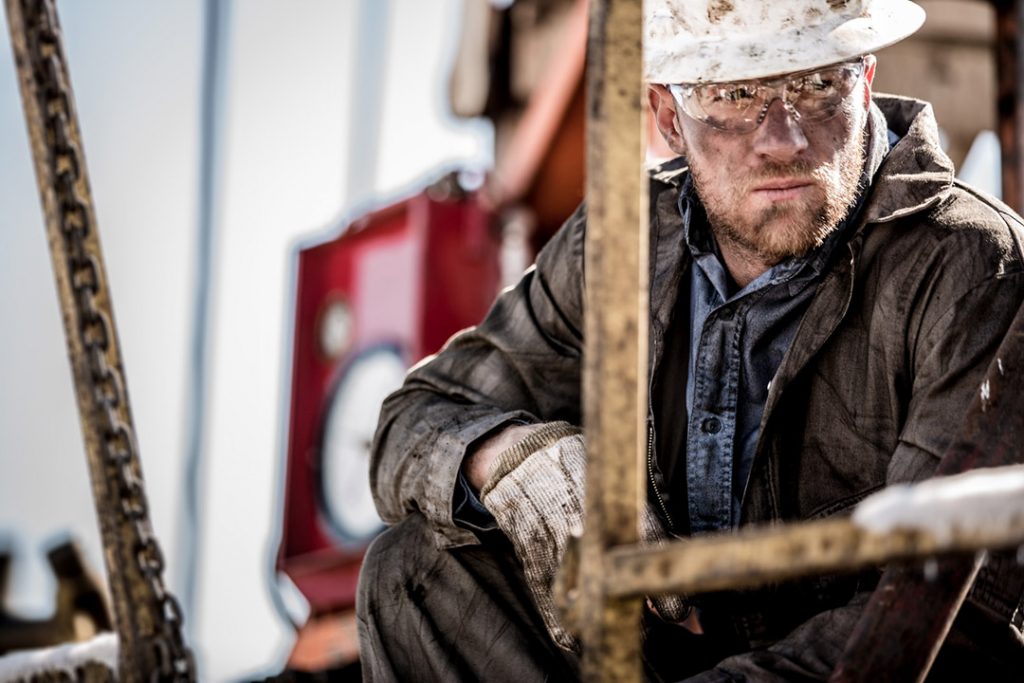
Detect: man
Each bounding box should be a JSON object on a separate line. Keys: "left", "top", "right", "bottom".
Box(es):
{"left": 358, "top": 0, "right": 1024, "bottom": 680}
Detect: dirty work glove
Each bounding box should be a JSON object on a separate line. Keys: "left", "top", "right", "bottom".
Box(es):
{"left": 479, "top": 422, "right": 688, "bottom": 652}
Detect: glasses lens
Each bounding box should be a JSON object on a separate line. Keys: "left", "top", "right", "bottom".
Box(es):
{"left": 786, "top": 63, "right": 861, "bottom": 121}
{"left": 672, "top": 60, "right": 864, "bottom": 133}
{"left": 684, "top": 82, "right": 765, "bottom": 132}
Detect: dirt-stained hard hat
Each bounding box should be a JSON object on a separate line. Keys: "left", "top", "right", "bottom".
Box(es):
{"left": 645, "top": 0, "right": 926, "bottom": 84}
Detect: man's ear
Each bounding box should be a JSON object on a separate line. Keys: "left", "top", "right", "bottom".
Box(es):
{"left": 862, "top": 54, "right": 877, "bottom": 106}
{"left": 648, "top": 85, "right": 687, "bottom": 156}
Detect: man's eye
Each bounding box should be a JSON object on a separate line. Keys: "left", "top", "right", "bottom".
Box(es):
{"left": 802, "top": 74, "right": 838, "bottom": 93}
{"left": 711, "top": 86, "right": 757, "bottom": 103}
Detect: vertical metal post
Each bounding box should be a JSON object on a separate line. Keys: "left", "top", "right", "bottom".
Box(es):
{"left": 996, "top": 0, "right": 1024, "bottom": 213}
{"left": 580, "top": 0, "right": 648, "bottom": 680}
{"left": 345, "top": 0, "right": 390, "bottom": 205}
{"left": 179, "top": 0, "right": 231, "bottom": 639}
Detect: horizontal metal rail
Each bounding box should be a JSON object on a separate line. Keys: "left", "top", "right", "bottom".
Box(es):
{"left": 602, "top": 500, "right": 1024, "bottom": 599}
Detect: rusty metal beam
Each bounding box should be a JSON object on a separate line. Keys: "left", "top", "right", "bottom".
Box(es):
{"left": 579, "top": 0, "right": 647, "bottom": 680}
{"left": 996, "top": 0, "right": 1024, "bottom": 212}
{"left": 600, "top": 492, "right": 1024, "bottom": 599}
{"left": 831, "top": 557, "right": 981, "bottom": 683}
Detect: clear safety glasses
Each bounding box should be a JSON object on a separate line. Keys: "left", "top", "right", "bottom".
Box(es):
{"left": 667, "top": 58, "right": 867, "bottom": 133}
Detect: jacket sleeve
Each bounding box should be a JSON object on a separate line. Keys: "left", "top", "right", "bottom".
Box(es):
{"left": 369, "top": 203, "right": 588, "bottom": 547}
{"left": 685, "top": 209, "right": 1024, "bottom": 681}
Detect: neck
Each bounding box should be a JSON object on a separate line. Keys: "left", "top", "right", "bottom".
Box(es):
{"left": 714, "top": 234, "right": 779, "bottom": 289}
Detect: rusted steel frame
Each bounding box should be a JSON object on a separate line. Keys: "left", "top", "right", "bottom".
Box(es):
{"left": 831, "top": 297, "right": 1024, "bottom": 682}
{"left": 4, "top": 0, "right": 194, "bottom": 679}
{"left": 831, "top": 558, "right": 980, "bottom": 683}
{"left": 579, "top": 0, "right": 648, "bottom": 680}
{"left": 601, "top": 499, "right": 1024, "bottom": 598}
{"left": 996, "top": 0, "right": 1024, "bottom": 213}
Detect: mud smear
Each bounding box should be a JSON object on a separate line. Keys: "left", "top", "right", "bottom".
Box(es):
{"left": 706, "top": 0, "right": 735, "bottom": 24}
{"left": 668, "top": 5, "right": 691, "bottom": 33}
{"left": 404, "top": 578, "right": 427, "bottom": 607}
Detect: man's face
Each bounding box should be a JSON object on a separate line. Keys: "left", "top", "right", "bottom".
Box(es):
{"left": 650, "top": 58, "right": 876, "bottom": 265}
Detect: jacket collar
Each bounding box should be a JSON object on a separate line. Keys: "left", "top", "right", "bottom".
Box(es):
{"left": 860, "top": 94, "right": 955, "bottom": 225}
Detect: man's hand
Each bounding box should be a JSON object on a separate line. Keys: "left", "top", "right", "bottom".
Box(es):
{"left": 477, "top": 422, "right": 586, "bottom": 651}
{"left": 462, "top": 423, "right": 543, "bottom": 491}
{"left": 475, "top": 421, "right": 693, "bottom": 650}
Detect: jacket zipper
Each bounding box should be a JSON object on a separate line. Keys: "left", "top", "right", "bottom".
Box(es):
{"left": 646, "top": 318, "right": 676, "bottom": 533}
{"left": 647, "top": 420, "right": 675, "bottom": 531}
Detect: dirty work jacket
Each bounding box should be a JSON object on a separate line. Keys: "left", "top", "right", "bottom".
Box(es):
{"left": 370, "top": 94, "right": 1024, "bottom": 674}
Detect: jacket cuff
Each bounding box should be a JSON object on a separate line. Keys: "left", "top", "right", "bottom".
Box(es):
{"left": 453, "top": 470, "right": 498, "bottom": 532}
{"left": 429, "top": 409, "right": 538, "bottom": 549}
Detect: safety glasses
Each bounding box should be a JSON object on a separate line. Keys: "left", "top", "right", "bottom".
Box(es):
{"left": 667, "top": 58, "right": 867, "bottom": 133}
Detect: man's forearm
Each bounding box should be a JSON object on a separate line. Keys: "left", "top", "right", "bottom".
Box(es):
{"left": 462, "top": 423, "right": 544, "bottom": 491}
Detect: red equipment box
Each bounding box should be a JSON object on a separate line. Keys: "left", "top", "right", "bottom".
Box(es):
{"left": 277, "top": 178, "right": 500, "bottom": 615}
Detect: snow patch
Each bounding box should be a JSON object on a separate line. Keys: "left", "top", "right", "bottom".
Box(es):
{"left": 0, "top": 633, "right": 117, "bottom": 681}
{"left": 853, "top": 465, "right": 1024, "bottom": 545}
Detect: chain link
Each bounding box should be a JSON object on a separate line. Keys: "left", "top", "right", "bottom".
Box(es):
{"left": 16, "top": 0, "right": 196, "bottom": 678}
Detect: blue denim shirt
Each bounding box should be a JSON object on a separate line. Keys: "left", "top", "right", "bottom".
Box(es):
{"left": 680, "top": 186, "right": 854, "bottom": 532}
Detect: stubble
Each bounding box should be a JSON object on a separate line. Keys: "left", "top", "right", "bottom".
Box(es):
{"left": 690, "top": 119, "right": 868, "bottom": 265}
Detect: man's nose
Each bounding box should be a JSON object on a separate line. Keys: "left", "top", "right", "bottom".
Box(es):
{"left": 751, "top": 98, "right": 808, "bottom": 162}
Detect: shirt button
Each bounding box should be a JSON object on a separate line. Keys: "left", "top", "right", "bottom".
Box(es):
{"left": 701, "top": 417, "right": 721, "bottom": 434}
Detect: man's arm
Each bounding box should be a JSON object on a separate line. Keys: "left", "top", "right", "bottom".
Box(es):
{"left": 369, "top": 204, "right": 588, "bottom": 546}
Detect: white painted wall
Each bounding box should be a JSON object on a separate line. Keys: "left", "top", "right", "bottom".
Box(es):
{"left": 0, "top": 1, "right": 490, "bottom": 680}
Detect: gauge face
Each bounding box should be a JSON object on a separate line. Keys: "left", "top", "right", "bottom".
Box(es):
{"left": 319, "top": 346, "right": 406, "bottom": 546}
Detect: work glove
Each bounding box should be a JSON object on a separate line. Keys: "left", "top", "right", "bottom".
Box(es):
{"left": 479, "top": 421, "right": 689, "bottom": 652}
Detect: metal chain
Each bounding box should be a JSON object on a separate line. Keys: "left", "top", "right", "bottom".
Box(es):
{"left": 8, "top": 0, "right": 195, "bottom": 679}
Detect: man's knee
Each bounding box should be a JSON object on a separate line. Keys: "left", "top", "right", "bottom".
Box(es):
{"left": 357, "top": 514, "right": 435, "bottom": 619}
{"left": 356, "top": 514, "right": 578, "bottom": 681}
{"left": 360, "top": 514, "right": 430, "bottom": 578}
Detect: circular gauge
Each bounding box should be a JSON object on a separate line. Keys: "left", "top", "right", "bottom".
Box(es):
{"left": 318, "top": 345, "right": 406, "bottom": 546}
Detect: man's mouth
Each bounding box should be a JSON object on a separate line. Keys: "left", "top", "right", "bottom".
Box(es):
{"left": 751, "top": 178, "right": 814, "bottom": 202}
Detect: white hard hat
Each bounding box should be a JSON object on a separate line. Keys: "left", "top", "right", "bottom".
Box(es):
{"left": 645, "top": 0, "right": 926, "bottom": 84}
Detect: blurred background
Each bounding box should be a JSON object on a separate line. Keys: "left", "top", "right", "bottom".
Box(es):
{"left": 0, "top": 0, "right": 1005, "bottom": 681}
